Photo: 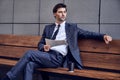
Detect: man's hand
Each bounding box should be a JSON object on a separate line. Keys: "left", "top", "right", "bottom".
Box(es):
{"left": 104, "top": 35, "right": 112, "bottom": 44}
{"left": 44, "top": 45, "right": 51, "bottom": 52}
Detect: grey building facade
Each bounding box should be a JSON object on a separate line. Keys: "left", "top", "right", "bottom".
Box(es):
{"left": 0, "top": 0, "right": 120, "bottom": 39}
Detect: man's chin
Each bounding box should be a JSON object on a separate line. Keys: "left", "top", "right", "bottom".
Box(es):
{"left": 60, "top": 19, "right": 66, "bottom": 22}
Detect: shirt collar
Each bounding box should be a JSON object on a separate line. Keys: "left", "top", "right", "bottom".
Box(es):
{"left": 55, "top": 21, "right": 66, "bottom": 27}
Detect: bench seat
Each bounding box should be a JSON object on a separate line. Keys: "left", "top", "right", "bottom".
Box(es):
{"left": 0, "top": 58, "right": 119, "bottom": 80}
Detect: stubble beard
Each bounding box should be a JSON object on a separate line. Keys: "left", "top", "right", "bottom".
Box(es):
{"left": 59, "top": 17, "right": 66, "bottom": 22}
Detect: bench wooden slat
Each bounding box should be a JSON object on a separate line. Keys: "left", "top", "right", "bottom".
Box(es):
{"left": 38, "top": 68, "right": 120, "bottom": 80}
{"left": 0, "top": 34, "right": 119, "bottom": 54}
{"left": 81, "top": 52, "right": 120, "bottom": 71}
{"left": 0, "top": 58, "right": 17, "bottom": 66}
{"left": 0, "top": 46, "right": 36, "bottom": 58}
{"left": 0, "top": 34, "right": 120, "bottom": 54}
{"left": 0, "top": 58, "right": 119, "bottom": 80}
{"left": 0, "top": 34, "right": 40, "bottom": 47}
{"left": 79, "top": 39, "right": 120, "bottom": 54}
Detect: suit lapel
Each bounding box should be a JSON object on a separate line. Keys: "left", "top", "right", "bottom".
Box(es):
{"left": 65, "top": 23, "right": 73, "bottom": 42}
{"left": 48, "top": 24, "right": 55, "bottom": 39}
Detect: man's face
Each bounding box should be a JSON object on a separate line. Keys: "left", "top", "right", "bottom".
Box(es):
{"left": 54, "top": 8, "right": 67, "bottom": 22}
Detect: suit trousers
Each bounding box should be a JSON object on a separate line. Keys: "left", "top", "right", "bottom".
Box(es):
{"left": 6, "top": 50, "right": 64, "bottom": 80}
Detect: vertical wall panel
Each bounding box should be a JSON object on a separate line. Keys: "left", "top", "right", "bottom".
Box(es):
{"left": 0, "top": 0, "right": 120, "bottom": 39}
{"left": 100, "top": 24, "right": 120, "bottom": 39}
{"left": 14, "top": 0, "right": 39, "bottom": 23}
{"left": 100, "top": 0, "right": 120, "bottom": 39}
{"left": 40, "top": 0, "right": 63, "bottom": 23}
{"left": 0, "top": 0, "right": 13, "bottom": 23}
{"left": 78, "top": 24, "right": 99, "bottom": 32}
{"left": 0, "top": 24, "right": 12, "bottom": 34}
{"left": 14, "top": 24, "right": 39, "bottom": 35}
{"left": 101, "top": 0, "right": 120, "bottom": 23}
{"left": 65, "top": 0, "right": 99, "bottom": 23}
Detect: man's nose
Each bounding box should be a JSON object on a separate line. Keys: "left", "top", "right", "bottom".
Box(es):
{"left": 62, "top": 13, "right": 65, "bottom": 16}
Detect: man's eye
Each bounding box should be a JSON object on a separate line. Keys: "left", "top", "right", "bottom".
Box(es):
{"left": 58, "top": 12, "right": 62, "bottom": 13}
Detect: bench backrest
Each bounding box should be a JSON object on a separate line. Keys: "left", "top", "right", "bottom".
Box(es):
{"left": 0, "top": 34, "right": 40, "bottom": 59}
{"left": 78, "top": 39, "right": 120, "bottom": 72}
{"left": 0, "top": 34, "right": 120, "bottom": 72}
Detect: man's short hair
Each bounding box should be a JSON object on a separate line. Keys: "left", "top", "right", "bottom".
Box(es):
{"left": 53, "top": 3, "right": 67, "bottom": 13}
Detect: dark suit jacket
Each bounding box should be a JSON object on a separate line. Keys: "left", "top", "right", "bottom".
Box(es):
{"left": 38, "top": 23, "right": 104, "bottom": 69}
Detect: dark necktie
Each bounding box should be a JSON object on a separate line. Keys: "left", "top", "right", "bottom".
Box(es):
{"left": 51, "top": 25, "right": 60, "bottom": 40}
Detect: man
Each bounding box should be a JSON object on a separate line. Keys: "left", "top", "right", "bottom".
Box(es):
{"left": 1, "top": 3, "right": 112, "bottom": 80}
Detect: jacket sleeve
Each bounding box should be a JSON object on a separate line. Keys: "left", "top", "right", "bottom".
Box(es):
{"left": 77, "top": 26, "right": 105, "bottom": 41}
{"left": 37, "top": 26, "right": 47, "bottom": 51}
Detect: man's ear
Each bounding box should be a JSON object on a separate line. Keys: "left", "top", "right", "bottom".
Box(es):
{"left": 53, "top": 13, "right": 56, "bottom": 18}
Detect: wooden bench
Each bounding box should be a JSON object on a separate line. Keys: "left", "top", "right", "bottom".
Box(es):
{"left": 0, "top": 34, "right": 120, "bottom": 80}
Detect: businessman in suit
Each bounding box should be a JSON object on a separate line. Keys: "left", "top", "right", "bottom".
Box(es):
{"left": 1, "top": 3, "right": 112, "bottom": 80}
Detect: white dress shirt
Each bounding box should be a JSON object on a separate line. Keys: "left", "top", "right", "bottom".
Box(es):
{"left": 50, "top": 21, "right": 68, "bottom": 56}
